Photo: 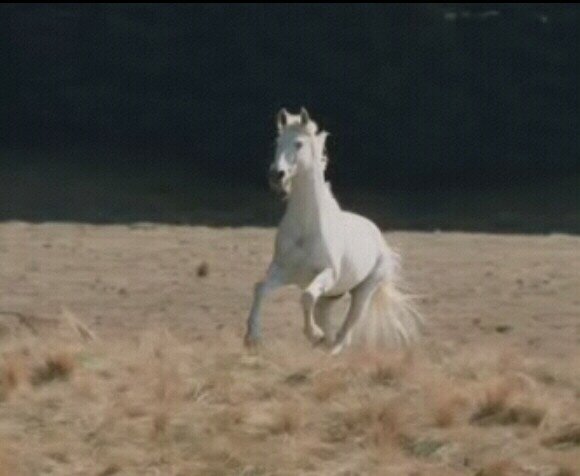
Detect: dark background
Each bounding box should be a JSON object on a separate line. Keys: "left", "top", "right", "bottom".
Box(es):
{"left": 1, "top": 4, "right": 578, "bottom": 232}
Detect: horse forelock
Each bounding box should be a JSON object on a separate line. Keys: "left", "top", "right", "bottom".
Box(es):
{"left": 278, "top": 119, "right": 319, "bottom": 137}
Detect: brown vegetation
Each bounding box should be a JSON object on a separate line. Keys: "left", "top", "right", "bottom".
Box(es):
{"left": 0, "top": 224, "right": 578, "bottom": 474}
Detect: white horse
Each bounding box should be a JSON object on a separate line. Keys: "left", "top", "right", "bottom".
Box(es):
{"left": 244, "top": 108, "right": 422, "bottom": 354}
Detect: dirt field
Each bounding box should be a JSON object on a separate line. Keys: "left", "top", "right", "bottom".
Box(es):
{"left": 0, "top": 223, "right": 579, "bottom": 475}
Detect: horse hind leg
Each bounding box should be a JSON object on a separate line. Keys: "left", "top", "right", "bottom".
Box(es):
{"left": 301, "top": 292, "right": 325, "bottom": 344}
{"left": 331, "top": 264, "right": 385, "bottom": 355}
{"left": 314, "top": 295, "right": 346, "bottom": 347}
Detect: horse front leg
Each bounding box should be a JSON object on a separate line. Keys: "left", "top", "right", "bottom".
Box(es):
{"left": 244, "top": 263, "right": 285, "bottom": 348}
{"left": 301, "top": 268, "right": 335, "bottom": 345}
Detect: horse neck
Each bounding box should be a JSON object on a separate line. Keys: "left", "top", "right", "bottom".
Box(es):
{"left": 285, "top": 164, "right": 339, "bottom": 233}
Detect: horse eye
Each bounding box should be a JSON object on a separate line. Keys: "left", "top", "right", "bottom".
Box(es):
{"left": 295, "top": 141, "right": 303, "bottom": 150}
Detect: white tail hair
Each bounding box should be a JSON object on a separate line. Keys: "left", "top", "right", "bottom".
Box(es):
{"left": 350, "top": 253, "right": 424, "bottom": 350}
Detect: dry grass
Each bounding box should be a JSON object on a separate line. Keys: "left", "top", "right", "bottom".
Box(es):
{"left": 31, "top": 351, "right": 76, "bottom": 386}
{"left": 0, "top": 325, "right": 577, "bottom": 476}
{"left": 542, "top": 424, "right": 580, "bottom": 449}
{"left": 428, "top": 383, "right": 469, "bottom": 428}
{"left": 0, "top": 443, "right": 21, "bottom": 476}
{"left": 475, "top": 459, "right": 521, "bottom": 476}
{"left": 469, "top": 376, "right": 548, "bottom": 427}
{"left": 0, "top": 224, "right": 579, "bottom": 475}
{"left": 0, "top": 352, "right": 32, "bottom": 399}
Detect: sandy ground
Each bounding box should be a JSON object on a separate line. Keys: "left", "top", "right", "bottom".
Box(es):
{"left": 0, "top": 223, "right": 579, "bottom": 475}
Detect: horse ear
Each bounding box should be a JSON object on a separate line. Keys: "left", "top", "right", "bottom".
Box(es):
{"left": 276, "top": 108, "right": 289, "bottom": 132}
{"left": 300, "top": 107, "right": 310, "bottom": 126}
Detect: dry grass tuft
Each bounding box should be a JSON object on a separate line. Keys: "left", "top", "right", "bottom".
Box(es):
{"left": 471, "top": 377, "right": 520, "bottom": 424}
{"left": 554, "top": 466, "right": 576, "bottom": 476}
{"left": 353, "top": 350, "right": 412, "bottom": 386}
{"left": 0, "top": 443, "right": 20, "bottom": 476}
{"left": 268, "top": 401, "right": 304, "bottom": 435}
{"left": 0, "top": 352, "right": 31, "bottom": 398}
{"left": 151, "top": 410, "right": 169, "bottom": 439}
{"left": 97, "top": 464, "right": 121, "bottom": 476}
{"left": 333, "top": 396, "right": 406, "bottom": 450}
{"left": 401, "top": 435, "right": 447, "bottom": 458}
{"left": 499, "top": 400, "right": 547, "bottom": 426}
{"left": 284, "top": 367, "right": 311, "bottom": 386}
{"left": 470, "top": 376, "right": 547, "bottom": 427}
{"left": 368, "top": 399, "right": 405, "bottom": 448}
{"left": 542, "top": 423, "right": 580, "bottom": 449}
{"left": 32, "top": 351, "right": 76, "bottom": 385}
{"left": 312, "top": 367, "right": 348, "bottom": 401}
{"left": 428, "top": 383, "right": 469, "bottom": 428}
{"left": 475, "top": 459, "right": 521, "bottom": 476}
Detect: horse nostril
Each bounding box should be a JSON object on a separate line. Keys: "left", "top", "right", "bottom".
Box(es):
{"left": 270, "top": 170, "right": 285, "bottom": 181}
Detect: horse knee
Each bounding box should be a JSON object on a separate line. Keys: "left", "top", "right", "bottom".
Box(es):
{"left": 254, "top": 281, "right": 268, "bottom": 297}
{"left": 301, "top": 291, "right": 316, "bottom": 311}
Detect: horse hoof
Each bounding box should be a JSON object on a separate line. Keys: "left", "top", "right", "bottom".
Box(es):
{"left": 304, "top": 324, "right": 325, "bottom": 344}
{"left": 311, "top": 336, "right": 327, "bottom": 348}
{"left": 330, "top": 341, "right": 346, "bottom": 356}
{"left": 244, "top": 334, "right": 261, "bottom": 349}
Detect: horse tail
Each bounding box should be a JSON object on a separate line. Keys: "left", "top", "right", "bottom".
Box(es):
{"left": 350, "top": 249, "right": 424, "bottom": 350}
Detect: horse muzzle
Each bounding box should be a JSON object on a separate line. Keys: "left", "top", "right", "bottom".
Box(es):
{"left": 268, "top": 170, "right": 288, "bottom": 194}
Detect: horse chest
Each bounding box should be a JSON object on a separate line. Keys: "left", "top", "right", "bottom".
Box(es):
{"left": 275, "top": 232, "right": 327, "bottom": 282}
